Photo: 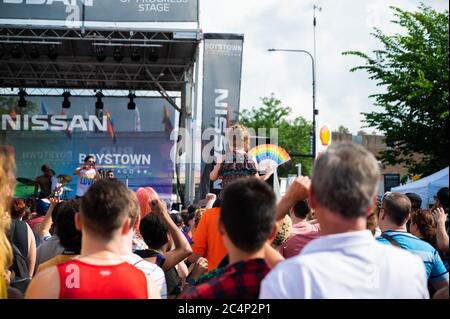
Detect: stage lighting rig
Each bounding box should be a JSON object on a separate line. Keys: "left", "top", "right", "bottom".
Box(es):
{"left": 30, "top": 45, "right": 40, "bottom": 59}
{"left": 48, "top": 44, "right": 58, "bottom": 60}
{"left": 113, "top": 47, "right": 124, "bottom": 62}
{"left": 11, "top": 44, "right": 22, "bottom": 59}
{"left": 18, "top": 89, "right": 28, "bottom": 108}
{"left": 62, "top": 91, "right": 71, "bottom": 109}
{"left": 131, "top": 47, "right": 140, "bottom": 62}
{"left": 95, "top": 91, "right": 104, "bottom": 109}
{"left": 96, "top": 46, "right": 106, "bottom": 62}
{"left": 128, "top": 91, "right": 136, "bottom": 110}
{"left": 148, "top": 47, "right": 159, "bottom": 62}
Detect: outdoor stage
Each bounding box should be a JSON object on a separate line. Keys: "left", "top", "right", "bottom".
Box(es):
{"left": 0, "top": 0, "right": 245, "bottom": 205}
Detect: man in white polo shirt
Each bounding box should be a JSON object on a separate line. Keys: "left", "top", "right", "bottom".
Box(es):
{"left": 260, "top": 142, "right": 429, "bottom": 299}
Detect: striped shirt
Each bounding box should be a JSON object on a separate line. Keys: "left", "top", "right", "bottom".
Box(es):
{"left": 376, "top": 231, "right": 449, "bottom": 284}
{"left": 122, "top": 254, "right": 167, "bottom": 299}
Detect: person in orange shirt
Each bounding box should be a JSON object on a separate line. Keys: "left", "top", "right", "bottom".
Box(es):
{"left": 188, "top": 207, "right": 228, "bottom": 272}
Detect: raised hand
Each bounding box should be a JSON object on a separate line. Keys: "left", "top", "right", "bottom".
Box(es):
{"left": 150, "top": 199, "right": 168, "bottom": 217}
{"left": 48, "top": 197, "right": 60, "bottom": 206}
{"left": 432, "top": 207, "right": 448, "bottom": 226}
{"left": 285, "top": 176, "right": 311, "bottom": 202}
{"left": 189, "top": 257, "right": 209, "bottom": 280}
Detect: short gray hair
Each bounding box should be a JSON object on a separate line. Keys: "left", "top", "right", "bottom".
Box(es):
{"left": 311, "top": 142, "right": 380, "bottom": 219}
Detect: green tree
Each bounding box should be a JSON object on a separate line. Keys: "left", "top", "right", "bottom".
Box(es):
{"left": 0, "top": 96, "right": 39, "bottom": 116}
{"left": 336, "top": 125, "right": 350, "bottom": 134}
{"left": 0, "top": 96, "right": 39, "bottom": 144}
{"left": 343, "top": 4, "right": 449, "bottom": 176}
{"left": 240, "top": 94, "right": 313, "bottom": 177}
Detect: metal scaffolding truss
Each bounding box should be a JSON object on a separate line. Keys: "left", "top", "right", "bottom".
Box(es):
{"left": 0, "top": 26, "right": 200, "bottom": 111}
{"left": 0, "top": 58, "right": 191, "bottom": 89}
{"left": 0, "top": 18, "right": 202, "bottom": 204}
{"left": 0, "top": 87, "right": 181, "bottom": 98}
{"left": 0, "top": 27, "right": 200, "bottom": 44}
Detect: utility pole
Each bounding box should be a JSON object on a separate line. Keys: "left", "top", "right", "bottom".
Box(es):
{"left": 312, "top": 4, "right": 322, "bottom": 161}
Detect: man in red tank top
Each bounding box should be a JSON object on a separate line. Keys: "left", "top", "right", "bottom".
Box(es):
{"left": 26, "top": 179, "right": 160, "bottom": 299}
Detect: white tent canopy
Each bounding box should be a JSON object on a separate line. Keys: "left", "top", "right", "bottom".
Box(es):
{"left": 392, "top": 167, "right": 449, "bottom": 208}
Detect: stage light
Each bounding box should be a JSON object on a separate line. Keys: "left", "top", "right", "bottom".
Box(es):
{"left": 128, "top": 92, "right": 136, "bottom": 110}
{"left": 96, "top": 46, "right": 106, "bottom": 62}
{"left": 11, "top": 44, "right": 22, "bottom": 59}
{"left": 30, "top": 45, "right": 40, "bottom": 59}
{"left": 95, "top": 91, "right": 104, "bottom": 109}
{"left": 62, "top": 91, "right": 71, "bottom": 109}
{"left": 148, "top": 47, "right": 159, "bottom": 62}
{"left": 48, "top": 44, "right": 58, "bottom": 60}
{"left": 131, "top": 47, "right": 140, "bottom": 62}
{"left": 113, "top": 47, "right": 124, "bottom": 62}
{"left": 18, "top": 89, "right": 28, "bottom": 108}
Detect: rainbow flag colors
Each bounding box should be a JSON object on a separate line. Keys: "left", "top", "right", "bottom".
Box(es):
{"left": 163, "top": 105, "right": 173, "bottom": 134}
{"left": 106, "top": 111, "right": 117, "bottom": 144}
{"left": 248, "top": 144, "right": 291, "bottom": 171}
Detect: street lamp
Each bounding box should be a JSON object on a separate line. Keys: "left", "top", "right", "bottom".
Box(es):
{"left": 268, "top": 48, "right": 318, "bottom": 160}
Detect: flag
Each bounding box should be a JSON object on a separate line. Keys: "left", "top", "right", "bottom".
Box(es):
{"left": 9, "top": 106, "right": 17, "bottom": 129}
{"left": 40, "top": 102, "right": 49, "bottom": 115}
{"left": 106, "top": 111, "right": 117, "bottom": 144}
{"left": 135, "top": 106, "right": 142, "bottom": 132}
{"left": 10, "top": 106, "right": 16, "bottom": 120}
{"left": 60, "top": 109, "right": 72, "bottom": 139}
{"left": 163, "top": 105, "right": 173, "bottom": 134}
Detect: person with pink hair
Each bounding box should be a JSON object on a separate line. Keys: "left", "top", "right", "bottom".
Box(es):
{"left": 133, "top": 187, "right": 160, "bottom": 251}
{"left": 136, "top": 187, "right": 160, "bottom": 218}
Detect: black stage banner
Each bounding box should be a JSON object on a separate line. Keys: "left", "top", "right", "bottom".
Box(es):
{"left": 200, "top": 33, "right": 244, "bottom": 199}
{"left": 0, "top": 0, "right": 198, "bottom": 24}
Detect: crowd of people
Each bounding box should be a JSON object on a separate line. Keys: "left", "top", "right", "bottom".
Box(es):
{"left": 0, "top": 124, "right": 448, "bottom": 299}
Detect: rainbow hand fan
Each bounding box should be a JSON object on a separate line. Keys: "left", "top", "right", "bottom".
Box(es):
{"left": 248, "top": 144, "right": 291, "bottom": 172}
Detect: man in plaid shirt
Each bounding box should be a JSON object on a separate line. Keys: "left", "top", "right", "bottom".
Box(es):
{"left": 180, "top": 177, "right": 276, "bottom": 299}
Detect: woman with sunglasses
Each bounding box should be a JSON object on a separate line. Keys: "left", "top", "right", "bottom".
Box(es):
{"left": 73, "top": 155, "right": 101, "bottom": 199}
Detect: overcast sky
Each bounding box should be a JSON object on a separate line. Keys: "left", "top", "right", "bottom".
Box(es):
{"left": 200, "top": 0, "right": 449, "bottom": 134}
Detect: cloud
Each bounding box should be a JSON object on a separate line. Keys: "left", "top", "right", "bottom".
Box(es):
{"left": 201, "top": 0, "right": 449, "bottom": 134}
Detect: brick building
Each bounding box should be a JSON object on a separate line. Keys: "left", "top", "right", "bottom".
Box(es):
{"left": 332, "top": 131, "right": 411, "bottom": 195}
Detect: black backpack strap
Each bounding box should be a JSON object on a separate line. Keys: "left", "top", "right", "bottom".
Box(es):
{"left": 11, "top": 220, "right": 29, "bottom": 258}
{"left": 381, "top": 233, "right": 404, "bottom": 249}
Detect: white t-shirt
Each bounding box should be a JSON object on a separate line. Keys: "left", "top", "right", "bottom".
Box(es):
{"left": 260, "top": 230, "right": 429, "bottom": 299}
{"left": 51, "top": 176, "right": 58, "bottom": 193}
{"left": 123, "top": 253, "right": 167, "bottom": 299}
{"left": 76, "top": 167, "right": 96, "bottom": 197}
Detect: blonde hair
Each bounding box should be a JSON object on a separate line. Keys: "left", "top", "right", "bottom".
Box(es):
{"left": 128, "top": 190, "right": 140, "bottom": 230}
{"left": 194, "top": 208, "right": 206, "bottom": 229}
{"left": 0, "top": 146, "right": 15, "bottom": 298}
{"left": 227, "top": 124, "right": 250, "bottom": 152}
